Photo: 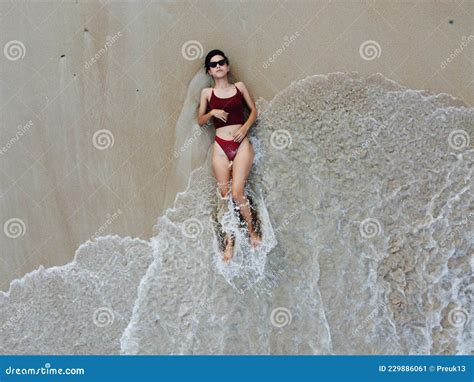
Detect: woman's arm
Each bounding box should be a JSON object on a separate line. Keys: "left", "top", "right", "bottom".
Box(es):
{"left": 198, "top": 88, "right": 214, "bottom": 127}
{"left": 236, "top": 81, "right": 258, "bottom": 132}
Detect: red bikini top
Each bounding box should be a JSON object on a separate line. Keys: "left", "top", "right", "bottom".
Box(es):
{"left": 207, "top": 84, "right": 245, "bottom": 129}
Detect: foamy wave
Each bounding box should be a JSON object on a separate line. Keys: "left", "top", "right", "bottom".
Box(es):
{"left": 1, "top": 72, "right": 472, "bottom": 355}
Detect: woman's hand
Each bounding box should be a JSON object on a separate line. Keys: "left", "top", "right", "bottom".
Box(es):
{"left": 232, "top": 125, "right": 249, "bottom": 142}
{"left": 212, "top": 109, "right": 229, "bottom": 123}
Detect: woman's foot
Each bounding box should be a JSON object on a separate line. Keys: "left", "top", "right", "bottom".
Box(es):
{"left": 249, "top": 231, "right": 262, "bottom": 249}
{"left": 222, "top": 234, "right": 234, "bottom": 263}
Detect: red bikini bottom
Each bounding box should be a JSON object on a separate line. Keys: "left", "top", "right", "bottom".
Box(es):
{"left": 215, "top": 135, "right": 242, "bottom": 162}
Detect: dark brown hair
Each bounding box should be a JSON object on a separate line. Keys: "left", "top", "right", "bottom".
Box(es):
{"left": 204, "top": 49, "right": 229, "bottom": 74}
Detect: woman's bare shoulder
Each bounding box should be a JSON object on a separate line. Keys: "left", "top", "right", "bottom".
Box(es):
{"left": 202, "top": 87, "right": 213, "bottom": 103}
{"left": 235, "top": 82, "right": 250, "bottom": 93}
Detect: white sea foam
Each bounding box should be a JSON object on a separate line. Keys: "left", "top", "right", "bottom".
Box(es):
{"left": 1, "top": 72, "right": 472, "bottom": 355}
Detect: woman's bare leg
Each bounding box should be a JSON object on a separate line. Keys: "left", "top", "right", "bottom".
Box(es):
{"left": 212, "top": 141, "right": 234, "bottom": 261}
{"left": 231, "top": 137, "right": 261, "bottom": 249}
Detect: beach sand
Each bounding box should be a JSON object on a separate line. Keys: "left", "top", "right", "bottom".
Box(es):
{"left": 0, "top": 1, "right": 472, "bottom": 354}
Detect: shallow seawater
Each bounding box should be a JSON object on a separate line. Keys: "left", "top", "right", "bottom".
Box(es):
{"left": 1, "top": 72, "right": 472, "bottom": 355}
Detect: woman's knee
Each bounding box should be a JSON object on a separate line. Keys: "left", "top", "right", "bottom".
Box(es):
{"left": 217, "top": 181, "right": 231, "bottom": 198}
{"left": 231, "top": 188, "right": 246, "bottom": 203}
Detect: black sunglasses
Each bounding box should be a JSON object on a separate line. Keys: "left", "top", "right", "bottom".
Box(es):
{"left": 208, "top": 59, "right": 227, "bottom": 68}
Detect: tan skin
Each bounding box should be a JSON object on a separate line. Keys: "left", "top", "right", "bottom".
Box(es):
{"left": 197, "top": 54, "right": 261, "bottom": 262}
